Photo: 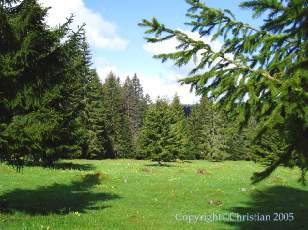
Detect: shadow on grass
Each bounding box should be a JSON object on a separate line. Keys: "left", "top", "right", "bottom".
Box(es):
{"left": 226, "top": 186, "right": 308, "bottom": 230}
{"left": 21, "top": 161, "right": 96, "bottom": 171}
{"left": 144, "top": 163, "right": 176, "bottom": 167}
{"left": 51, "top": 162, "right": 96, "bottom": 171}
{"left": 183, "top": 160, "right": 192, "bottom": 163}
{"left": 0, "top": 173, "right": 120, "bottom": 215}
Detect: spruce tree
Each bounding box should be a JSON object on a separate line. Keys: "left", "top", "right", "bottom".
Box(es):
{"left": 137, "top": 98, "right": 183, "bottom": 164}
{"left": 170, "top": 95, "right": 192, "bottom": 160}
{"left": 74, "top": 72, "right": 105, "bottom": 159}
{"left": 139, "top": 0, "right": 308, "bottom": 182}
{"left": 188, "top": 97, "right": 229, "bottom": 160}
{"left": 71, "top": 30, "right": 106, "bottom": 159}
{"left": 122, "top": 74, "right": 147, "bottom": 148}
{"left": 225, "top": 117, "right": 288, "bottom": 162}
{"left": 101, "top": 72, "right": 133, "bottom": 158}
{"left": 0, "top": 0, "right": 88, "bottom": 166}
{"left": 187, "top": 104, "right": 203, "bottom": 159}
{"left": 131, "top": 74, "right": 148, "bottom": 131}
{"left": 226, "top": 118, "right": 257, "bottom": 161}
{"left": 253, "top": 127, "right": 289, "bottom": 165}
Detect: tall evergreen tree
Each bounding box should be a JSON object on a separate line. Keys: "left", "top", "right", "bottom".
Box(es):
{"left": 140, "top": 0, "right": 308, "bottom": 182}
{"left": 170, "top": 95, "right": 192, "bottom": 160}
{"left": 0, "top": 0, "right": 87, "bottom": 166}
{"left": 137, "top": 98, "right": 184, "bottom": 163}
{"left": 122, "top": 74, "right": 147, "bottom": 147}
{"left": 101, "top": 72, "right": 133, "bottom": 158}
{"left": 74, "top": 72, "right": 105, "bottom": 159}
{"left": 71, "top": 30, "right": 106, "bottom": 159}
{"left": 187, "top": 104, "right": 203, "bottom": 159}
{"left": 131, "top": 74, "right": 148, "bottom": 130}
{"left": 253, "top": 128, "right": 289, "bottom": 165}
{"left": 226, "top": 118, "right": 257, "bottom": 161}
{"left": 188, "top": 97, "right": 229, "bottom": 160}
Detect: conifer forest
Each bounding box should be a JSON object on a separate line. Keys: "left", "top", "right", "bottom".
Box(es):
{"left": 0, "top": 0, "right": 307, "bottom": 229}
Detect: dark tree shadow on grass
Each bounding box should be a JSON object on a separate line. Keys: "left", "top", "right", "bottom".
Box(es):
{"left": 51, "top": 162, "right": 96, "bottom": 171}
{"left": 226, "top": 186, "right": 308, "bottom": 230}
{"left": 21, "top": 161, "right": 96, "bottom": 171}
{"left": 183, "top": 160, "right": 192, "bottom": 163}
{"left": 144, "top": 163, "right": 176, "bottom": 167}
{"left": 0, "top": 173, "right": 120, "bottom": 215}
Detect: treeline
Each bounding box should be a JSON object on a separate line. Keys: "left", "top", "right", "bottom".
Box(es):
{"left": 66, "top": 67, "right": 287, "bottom": 165}
{"left": 0, "top": 0, "right": 285, "bottom": 168}
{"left": 77, "top": 72, "right": 150, "bottom": 160}
{"left": 136, "top": 95, "right": 285, "bottom": 164}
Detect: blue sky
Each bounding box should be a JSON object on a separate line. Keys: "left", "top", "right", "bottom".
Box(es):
{"left": 40, "top": 0, "right": 262, "bottom": 104}
{"left": 85, "top": 0, "right": 261, "bottom": 74}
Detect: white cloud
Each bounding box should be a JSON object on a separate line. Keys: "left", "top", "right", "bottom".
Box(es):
{"left": 138, "top": 72, "right": 200, "bottom": 104}
{"left": 143, "top": 37, "right": 178, "bottom": 55}
{"left": 39, "top": 0, "right": 128, "bottom": 50}
{"left": 141, "top": 72, "right": 200, "bottom": 104}
{"left": 96, "top": 65, "right": 119, "bottom": 82}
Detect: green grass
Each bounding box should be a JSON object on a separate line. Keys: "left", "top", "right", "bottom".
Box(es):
{"left": 0, "top": 159, "right": 307, "bottom": 230}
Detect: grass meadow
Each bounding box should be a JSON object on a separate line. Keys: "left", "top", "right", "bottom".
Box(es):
{"left": 0, "top": 160, "right": 307, "bottom": 230}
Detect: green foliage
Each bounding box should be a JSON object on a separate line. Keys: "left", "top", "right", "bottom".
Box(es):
{"left": 101, "top": 72, "right": 133, "bottom": 158}
{"left": 0, "top": 1, "right": 109, "bottom": 166}
{"left": 170, "top": 95, "right": 193, "bottom": 160}
{"left": 253, "top": 127, "right": 289, "bottom": 165}
{"left": 188, "top": 97, "right": 229, "bottom": 160}
{"left": 139, "top": 0, "right": 308, "bottom": 182}
{"left": 0, "top": 0, "right": 87, "bottom": 166}
{"left": 137, "top": 98, "right": 187, "bottom": 163}
{"left": 226, "top": 117, "right": 290, "bottom": 164}
{"left": 122, "top": 74, "right": 148, "bottom": 149}
{"left": 75, "top": 73, "right": 105, "bottom": 159}
{"left": 70, "top": 30, "right": 106, "bottom": 159}
{"left": 225, "top": 118, "right": 257, "bottom": 161}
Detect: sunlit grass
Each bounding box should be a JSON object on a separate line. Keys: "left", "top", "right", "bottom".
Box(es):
{"left": 0, "top": 159, "right": 307, "bottom": 229}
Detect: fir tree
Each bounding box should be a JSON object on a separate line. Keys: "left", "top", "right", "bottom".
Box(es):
{"left": 122, "top": 74, "right": 148, "bottom": 148}
{"left": 0, "top": 0, "right": 88, "bottom": 166}
{"left": 188, "top": 97, "right": 229, "bottom": 160}
{"left": 101, "top": 72, "right": 133, "bottom": 158}
{"left": 75, "top": 72, "right": 105, "bottom": 159}
{"left": 226, "top": 118, "right": 257, "bottom": 161}
{"left": 137, "top": 98, "right": 184, "bottom": 164}
{"left": 170, "top": 95, "right": 193, "bottom": 160}
{"left": 71, "top": 30, "right": 106, "bottom": 159}
{"left": 139, "top": 0, "right": 308, "bottom": 182}
{"left": 253, "top": 127, "right": 289, "bottom": 165}
{"left": 187, "top": 104, "right": 203, "bottom": 159}
{"left": 131, "top": 74, "right": 148, "bottom": 131}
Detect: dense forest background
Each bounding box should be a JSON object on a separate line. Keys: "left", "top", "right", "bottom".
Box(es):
{"left": 0, "top": 0, "right": 306, "bottom": 184}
